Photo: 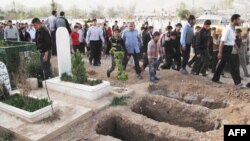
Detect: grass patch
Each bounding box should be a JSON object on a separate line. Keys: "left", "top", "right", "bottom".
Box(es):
{"left": 110, "top": 96, "right": 131, "bottom": 106}
{"left": 1, "top": 94, "right": 51, "bottom": 112}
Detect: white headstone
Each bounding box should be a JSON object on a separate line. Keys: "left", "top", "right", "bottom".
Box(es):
{"left": 56, "top": 27, "right": 71, "bottom": 76}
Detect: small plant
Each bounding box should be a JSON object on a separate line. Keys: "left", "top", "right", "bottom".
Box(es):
{"left": 60, "top": 51, "right": 103, "bottom": 86}
{"left": 0, "top": 130, "right": 13, "bottom": 141}
{"left": 60, "top": 73, "right": 73, "bottom": 82}
{"left": 110, "top": 96, "right": 131, "bottom": 106}
{"left": 71, "top": 51, "right": 88, "bottom": 84}
{"left": 111, "top": 48, "right": 128, "bottom": 87}
{"left": 88, "top": 79, "right": 103, "bottom": 86}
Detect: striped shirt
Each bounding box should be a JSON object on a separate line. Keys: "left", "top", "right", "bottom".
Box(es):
{"left": 147, "top": 39, "right": 162, "bottom": 59}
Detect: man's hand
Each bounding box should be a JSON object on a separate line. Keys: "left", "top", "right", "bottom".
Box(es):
{"left": 218, "top": 52, "right": 222, "bottom": 60}
{"left": 182, "top": 45, "right": 186, "bottom": 51}
{"left": 43, "top": 52, "right": 49, "bottom": 62}
{"left": 197, "top": 54, "right": 201, "bottom": 58}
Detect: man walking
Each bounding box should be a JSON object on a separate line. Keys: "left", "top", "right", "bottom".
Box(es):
{"left": 122, "top": 22, "right": 143, "bottom": 79}
{"left": 86, "top": 19, "right": 105, "bottom": 66}
{"left": 212, "top": 14, "right": 242, "bottom": 87}
{"left": 191, "top": 20, "right": 211, "bottom": 76}
{"left": 180, "top": 15, "right": 196, "bottom": 74}
{"left": 142, "top": 26, "right": 154, "bottom": 70}
{"left": 45, "top": 10, "right": 57, "bottom": 56}
{"left": 32, "top": 18, "right": 52, "bottom": 79}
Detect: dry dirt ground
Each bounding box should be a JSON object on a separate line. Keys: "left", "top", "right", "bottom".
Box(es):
{"left": 46, "top": 55, "right": 250, "bottom": 141}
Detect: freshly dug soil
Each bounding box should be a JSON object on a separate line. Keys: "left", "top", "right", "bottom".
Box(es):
{"left": 132, "top": 95, "right": 219, "bottom": 132}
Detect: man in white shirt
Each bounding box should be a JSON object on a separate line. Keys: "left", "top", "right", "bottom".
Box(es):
{"left": 4, "top": 20, "right": 20, "bottom": 41}
{"left": 45, "top": 10, "right": 57, "bottom": 56}
{"left": 27, "top": 24, "right": 36, "bottom": 42}
{"left": 212, "top": 14, "right": 242, "bottom": 86}
{"left": 86, "top": 19, "right": 105, "bottom": 66}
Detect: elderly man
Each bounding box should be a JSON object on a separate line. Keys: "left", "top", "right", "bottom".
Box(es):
{"left": 122, "top": 22, "right": 143, "bottom": 79}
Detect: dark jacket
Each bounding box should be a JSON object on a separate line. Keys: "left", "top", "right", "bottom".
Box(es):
{"left": 19, "top": 30, "right": 31, "bottom": 42}
{"left": 108, "top": 37, "right": 126, "bottom": 54}
{"left": 163, "top": 38, "right": 175, "bottom": 54}
{"left": 142, "top": 32, "right": 153, "bottom": 53}
{"left": 173, "top": 29, "right": 181, "bottom": 53}
{"left": 35, "top": 26, "right": 52, "bottom": 53}
{"left": 195, "top": 28, "right": 211, "bottom": 53}
{"left": 235, "top": 36, "right": 242, "bottom": 49}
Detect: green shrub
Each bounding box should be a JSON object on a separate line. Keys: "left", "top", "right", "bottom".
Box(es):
{"left": 111, "top": 49, "right": 128, "bottom": 82}
{"left": 88, "top": 79, "right": 103, "bottom": 86}
{"left": 60, "top": 51, "right": 103, "bottom": 86}
{"left": 110, "top": 96, "right": 131, "bottom": 106}
{"left": 60, "top": 73, "right": 73, "bottom": 82}
{"left": 71, "top": 51, "right": 88, "bottom": 84}
{"left": 26, "top": 52, "right": 43, "bottom": 79}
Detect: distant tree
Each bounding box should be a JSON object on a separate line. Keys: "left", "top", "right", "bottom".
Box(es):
{"left": 51, "top": 0, "right": 57, "bottom": 11}
{"left": 122, "top": 4, "right": 136, "bottom": 20}
{"left": 177, "top": 2, "right": 190, "bottom": 20}
{"left": 68, "top": 5, "right": 82, "bottom": 18}
{"left": 107, "top": 7, "right": 118, "bottom": 18}
{"left": 210, "top": 4, "right": 218, "bottom": 14}
{"left": 89, "top": 6, "right": 105, "bottom": 19}
{"left": 221, "top": 0, "right": 234, "bottom": 9}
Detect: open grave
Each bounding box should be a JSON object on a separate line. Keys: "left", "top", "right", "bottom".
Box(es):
{"left": 132, "top": 95, "right": 221, "bottom": 132}
{"left": 148, "top": 85, "right": 228, "bottom": 109}
{"left": 96, "top": 112, "right": 201, "bottom": 141}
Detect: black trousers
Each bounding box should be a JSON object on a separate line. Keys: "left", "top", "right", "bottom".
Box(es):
{"left": 51, "top": 31, "right": 57, "bottom": 56}
{"left": 73, "top": 45, "right": 80, "bottom": 53}
{"left": 192, "top": 49, "right": 209, "bottom": 75}
{"left": 211, "top": 51, "right": 219, "bottom": 73}
{"left": 212, "top": 46, "right": 241, "bottom": 85}
{"left": 40, "top": 52, "right": 52, "bottom": 79}
{"left": 79, "top": 42, "right": 85, "bottom": 54}
{"left": 123, "top": 53, "right": 141, "bottom": 75}
{"left": 173, "top": 51, "right": 182, "bottom": 71}
{"left": 90, "top": 40, "right": 102, "bottom": 66}
{"left": 142, "top": 53, "right": 148, "bottom": 69}
{"left": 181, "top": 45, "right": 191, "bottom": 70}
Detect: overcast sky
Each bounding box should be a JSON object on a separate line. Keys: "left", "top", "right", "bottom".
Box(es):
{"left": 0, "top": 0, "right": 247, "bottom": 11}
{"left": 0, "top": 0, "right": 217, "bottom": 11}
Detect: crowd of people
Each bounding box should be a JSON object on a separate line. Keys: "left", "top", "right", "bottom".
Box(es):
{"left": 1, "top": 10, "right": 250, "bottom": 88}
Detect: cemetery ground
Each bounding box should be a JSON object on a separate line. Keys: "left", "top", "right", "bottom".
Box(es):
{"left": 1, "top": 55, "right": 250, "bottom": 141}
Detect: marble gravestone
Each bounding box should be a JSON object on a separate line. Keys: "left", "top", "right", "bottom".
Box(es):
{"left": 56, "top": 27, "right": 71, "bottom": 76}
